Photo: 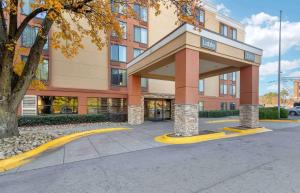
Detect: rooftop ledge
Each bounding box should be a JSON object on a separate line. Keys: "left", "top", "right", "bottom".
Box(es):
{"left": 127, "top": 23, "right": 263, "bottom": 69}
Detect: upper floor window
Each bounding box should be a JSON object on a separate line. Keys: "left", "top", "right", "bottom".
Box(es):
{"left": 21, "top": 56, "right": 49, "bottom": 81}
{"left": 21, "top": 25, "right": 48, "bottom": 50}
{"left": 134, "top": 26, "right": 148, "bottom": 44}
{"left": 197, "top": 9, "right": 205, "bottom": 24}
{"left": 111, "top": 0, "right": 126, "bottom": 14}
{"left": 231, "top": 28, "right": 237, "bottom": 40}
{"left": 220, "top": 84, "right": 227, "bottom": 95}
{"left": 134, "top": 4, "right": 148, "bottom": 22}
{"left": 21, "top": 0, "right": 46, "bottom": 18}
{"left": 230, "top": 84, "right": 236, "bottom": 96}
{"left": 231, "top": 72, "right": 236, "bottom": 81}
{"left": 141, "top": 78, "right": 148, "bottom": 88}
{"left": 110, "top": 44, "right": 127, "bottom": 62}
{"left": 199, "top": 79, "right": 204, "bottom": 93}
{"left": 220, "top": 74, "right": 228, "bottom": 80}
{"left": 112, "top": 21, "right": 127, "bottom": 39}
{"left": 133, "top": 48, "right": 144, "bottom": 58}
{"left": 111, "top": 68, "right": 127, "bottom": 86}
{"left": 220, "top": 24, "right": 228, "bottom": 37}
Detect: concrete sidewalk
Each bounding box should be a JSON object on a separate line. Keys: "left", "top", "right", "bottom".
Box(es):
{"left": 2, "top": 118, "right": 300, "bottom": 174}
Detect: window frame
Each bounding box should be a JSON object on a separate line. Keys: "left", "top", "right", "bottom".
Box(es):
{"left": 111, "top": 68, "right": 127, "bottom": 87}
{"left": 134, "top": 26, "right": 148, "bottom": 44}
{"left": 110, "top": 44, "right": 127, "bottom": 63}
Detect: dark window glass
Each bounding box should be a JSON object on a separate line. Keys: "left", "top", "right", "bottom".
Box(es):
{"left": 221, "top": 102, "right": 227, "bottom": 110}
{"left": 111, "top": 68, "right": 127, "bottom": 86}
{"left": 229, "top": 102, "right": 236, "bottom": 110}
{"left": 87, "top": 98, "right": 109, "bottom": 114}
{"left": 37, "top": 96, "right": 78, "bottom": 115}
{"left": 110, "top": 44, "right": 127, "bottom": 62}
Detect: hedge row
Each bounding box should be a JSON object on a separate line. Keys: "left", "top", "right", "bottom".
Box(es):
{"left": 199, "top": 110, "right": 239, "bottom": 118}
{"left": 199, "top": 107, "right": 289, "bottom": 119}
{"left": 259, "top": 107, "right": 288, "bottom": 119}
{"left": 18, "top": 113, "right": 127, "bottom": 127}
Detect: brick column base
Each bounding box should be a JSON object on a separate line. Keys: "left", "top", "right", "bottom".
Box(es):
{"left": 128, "top": 105, "right": 144, "bottom": 125}
{"left": 240, "top": 105, "right": 259, "bottom": 128}
{"left": 174, "top": 104, "right": 199, "bottom": 136}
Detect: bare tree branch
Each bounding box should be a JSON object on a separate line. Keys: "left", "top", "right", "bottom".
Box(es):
{"left": 8, "top": 0, "right": 18, "bottom": 39}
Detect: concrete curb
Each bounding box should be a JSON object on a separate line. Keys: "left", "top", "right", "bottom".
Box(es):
{"left": 0, "top": 128, "right": 129, "bottom": 173}
{"left": 206, "top": 119, "right": 300, "bottom": 124}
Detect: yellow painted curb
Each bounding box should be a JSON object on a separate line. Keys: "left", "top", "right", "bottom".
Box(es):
{"left": 206, "top": 120, "right": 239, "bottom": 124}
{"left": 154, "top": 131, "right": 230, "bottom": 144}
{"left": 260, "top": 119, "right": 300, "bottom": 123}
{"left": 0, "top": 128, "right": 129, "bottom": 173}
{"left": 223, "top": 127, "right": 272, "bottom": 134}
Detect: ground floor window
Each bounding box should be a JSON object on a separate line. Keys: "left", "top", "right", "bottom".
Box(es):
{"left": 229, "top": 102, "right": 236, "bottom": 110}
{"left": 220, "top": 102, "right": 228, "bottom": 110}
{"left": 87, "top": 98, "right": 108, "bottom": 114}
{"left": 199, "top": 101, "right": 204, "bottom": 111}
{"left": 37, "top": 96, "right": 78, "bottom": 115}
{"left": 88, "top": 98, "right": 127, "bottom": 114}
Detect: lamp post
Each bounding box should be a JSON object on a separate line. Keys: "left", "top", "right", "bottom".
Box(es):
{"left": 278, "top": 10, "right": 282, "bottom": 119}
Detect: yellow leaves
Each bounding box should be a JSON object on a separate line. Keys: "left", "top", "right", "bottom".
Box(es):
{"left": 13, "top": 60, "right": 25, "bottom": 76}
{"left": 5, "top": 43, "right": 16, "bottom": 52}
{"left": 31, "top": 80, "right": 46, "bottom": 91}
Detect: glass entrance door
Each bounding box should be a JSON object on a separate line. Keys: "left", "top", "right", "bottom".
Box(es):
{"left": 144, "top": 99, "right": 171, "bottom": 121}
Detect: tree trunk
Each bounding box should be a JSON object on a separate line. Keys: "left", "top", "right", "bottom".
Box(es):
{"left": 0, "top": 102, "right": 19, "bottom": 138}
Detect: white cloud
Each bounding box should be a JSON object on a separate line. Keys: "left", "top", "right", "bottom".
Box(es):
{"left": 243, "top": 12, "right": 300, "bottom": 58}
{"left": 260, "top": 59, "right": 300, "bottom": 76}
{"left": 289, "top": 71, "right": 300, "bottom": 78}
{"left": 216, "top": 3, "right": 231, "bottom": 16}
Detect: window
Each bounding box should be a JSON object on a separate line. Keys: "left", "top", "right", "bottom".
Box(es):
{"left": 229, "top": 102, "right": 236, "bottom": 110}
{"left": 221, "top": 102, "right": 227, "bottom": 110}
{"left": 230, "top": 85, "right": 236, "bottom": 96}
{"left": 134, "top": 26, "right": 148, "bottom": 44}
{"left": 220, "top": 84, "right": 227, "bottom": 95}
{"left": 231, "top": 28, "right": 237, "bottom": 40}
{"left": 110, "top": 44, "right": 127, "bottom": 62}
{"left": 197, "top": 9, "right": 205, "bottom": 24}
{"left": 21, "top": 25, "right": 48, "bottom": 50}
{"left": 232, "top": 72, "right": 236, "bottom": 81}
{"left": 133, "top": 48, "right": 144, "bottom": 58}
{"left": 199, "top": 101, "right": 204, "bottom": 112}
{"left": 141, "top": 78, "right": 148, "bottom": 88}
{"left": 220, "top": 74, "right": 228, "bottom": 80}
{"left": 37, "top": 96, "right": 78, "bottom": 115}
{"left": 111, "top": 68, "right": 127, "bottom": 86}
{"left": 109, "top": 98, "right": 127, "bottom": 113}
{"left": 111, "top": 0, "right": 126, "bottom": 14}
{"left": 134, "top": 4, "right": 148, "bottom": 22}
{"left": 21, "top": 0, "right": 46, "bottom": 18}
{"left": 112, "top": 21, "right": 127, "bottom": 39}
{"left": 220, "top": 24, "right": 228, "bottom": 36}
{"left": 21, "top": 56, "right": 49, "bottom": 81}
{"left": 199, "top": 79, "right": 204, "bottom": 93}
{"left": 87, "top": 98, "right": 108, "bottom": 114}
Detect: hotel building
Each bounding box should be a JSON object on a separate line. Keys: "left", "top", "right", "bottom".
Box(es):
{"left": 19, "top": 1, "right": 261, "bottom": 127}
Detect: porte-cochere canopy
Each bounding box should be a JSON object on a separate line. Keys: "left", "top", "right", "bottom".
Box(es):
{"left": 127, "top": 23, "right": 263, "bottom": 136}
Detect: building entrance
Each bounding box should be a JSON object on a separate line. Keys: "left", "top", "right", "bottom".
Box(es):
{"left": 144, "top": 99, "right": 171, "bottom": 121}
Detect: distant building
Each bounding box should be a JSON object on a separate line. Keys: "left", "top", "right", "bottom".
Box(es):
{"left": 294, "top": 80, "right": 300, "bottom": 101}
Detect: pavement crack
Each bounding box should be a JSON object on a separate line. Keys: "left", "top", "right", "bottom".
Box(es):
{"left": 193, "top": 159, "right": 279, "bottom": 193}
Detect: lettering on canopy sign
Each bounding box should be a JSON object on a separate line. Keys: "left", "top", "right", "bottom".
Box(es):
{"left": 244, "top": 51, "right": 255, "bottom": 62}
{"left": 201, "top": 37, "right": 217, "bottom": 51}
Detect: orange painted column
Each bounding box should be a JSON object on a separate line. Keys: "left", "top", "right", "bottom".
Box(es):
{"left": 128, "top": 75, "right": 144, "bottom": 125}
{"left": 239, "top": 65, "right": 259, "bottom": 128}
{"left": 174, "top": 48, "right": 199, "bottom": 136}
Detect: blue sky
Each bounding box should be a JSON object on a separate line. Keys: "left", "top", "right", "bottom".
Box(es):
{"left": 210, "top": 0, "right": 300, "bottom": 96}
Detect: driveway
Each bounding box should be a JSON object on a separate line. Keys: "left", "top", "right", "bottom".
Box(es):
{"left": 0, "top": 118, "right": 300, "bottom": 193}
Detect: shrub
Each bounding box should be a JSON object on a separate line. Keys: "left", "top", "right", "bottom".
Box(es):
{"left": 259, "top": 107, "right": 288, "bottom": 119}
{"left": 199, "top": 110, "right": 239, "bottom": 118}
{"left": 18, "top": 113, "right": 127, "bottom": 127}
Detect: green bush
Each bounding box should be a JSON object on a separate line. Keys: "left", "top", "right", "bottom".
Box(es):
{"left": 259, "top": 107, "right": 288, "bottom": 119}
{"left": 18, "top": 113, "right": 127, "bottom": 127}
{"left": 199, "top": 110, "right": 239, "bottom": 118}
